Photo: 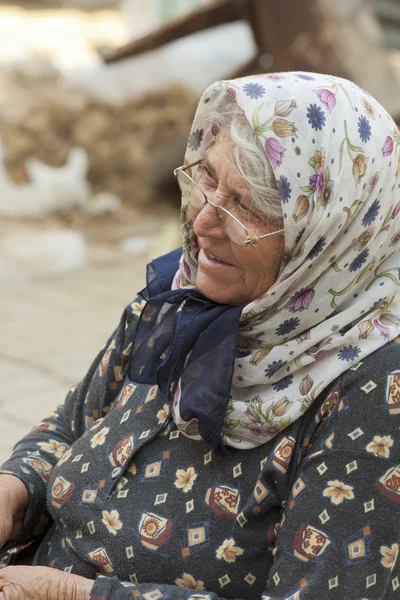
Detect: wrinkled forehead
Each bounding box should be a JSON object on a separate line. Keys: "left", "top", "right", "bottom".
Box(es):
{"left": 202, "top": 132, "right": 251, "bottom": 196}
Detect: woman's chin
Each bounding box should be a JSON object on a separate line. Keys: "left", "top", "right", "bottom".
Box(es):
{"left": 196, "top": 271, "right": 240, "bottom": 305}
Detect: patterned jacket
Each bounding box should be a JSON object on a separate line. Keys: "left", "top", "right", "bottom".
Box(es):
{"left": 1, "top": 291, "right": 399, "bottom": 599}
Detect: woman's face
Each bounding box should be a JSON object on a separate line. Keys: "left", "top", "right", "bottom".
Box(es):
{"left": 192, "top": 133, "right": 285, "bottom": 305}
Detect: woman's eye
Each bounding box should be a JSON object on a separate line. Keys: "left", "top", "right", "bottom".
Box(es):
{"left": 197, "top": 163, "right": 215, "bottom": 186}
{"left": 238, "top": 203, "right": 263, "bottom": 223}
{"left": 237, "top": 202, "right": 252, "bottom": 217}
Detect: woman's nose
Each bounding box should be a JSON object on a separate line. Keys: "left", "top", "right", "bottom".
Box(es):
{"left": 192, "top": 202, "right": 226, "bottom": 239}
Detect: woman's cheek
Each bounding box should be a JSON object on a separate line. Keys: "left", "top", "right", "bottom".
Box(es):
{"left": 188, "top": 205, "right": 201, "bottom": 222}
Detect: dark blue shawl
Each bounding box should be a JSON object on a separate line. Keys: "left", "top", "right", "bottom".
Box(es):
{"left": 129, "top": 249, "right": 243, "bottom": 454}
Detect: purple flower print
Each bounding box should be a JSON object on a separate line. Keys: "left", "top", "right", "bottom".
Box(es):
{"left": 273, "top": 374, "right": 294, "bottom": 392}
{"left": 227, "top": 88, "right": 236, "bottom": 100}
{"left": 188, "top": 128, "right": 204, "bottom": 151}
{"left": 358, "top": 116, "right": 371, "bottom": 143}
{"left": 338, "top": 345, "right": 361, "bottom": 361}
{"left": 280, "top": 271, "right": 293, "bottom": 282}
{"left": 382, "top": 136, "right": 394, "bottom": 157}
{"left": 265, "top": 137, "right": 286, "bottom": 168}
{"left": 307, "top": 236, "right": 326, "bottom": 260}
{"left": 296, "top": 73, "right": 315, "bottom": 81}
{"left": 309, "top": 173, "right": 318, "bottom": 190}
{"left": 249, "top": 423, "right": 264, "bottom": 436}
{"left": 362, "top": 199, "right": 380, "bottom": 227}
{"left": 307, "top": 103, "right": 326, "bottom": 131}
{"left": 243, "top": 82, "right": 266, "bottom": 99}
{"left": 275, "top": 317, "right": 300, "bottom": 336}
{"left": 392, "top": 200, "right": 400, "bottom": 219}
{"left": 287, "top": 288, "right": 315, "bottom": 313}
{"left": 265, "top": 359, "right": 286, "bottom": 378}
{"left": 316, "top": 167, "right": 326, "bottom": 198}
{"left": 277, "top": 175, "right": 292, "bottom": 203}
{"left": 373, "top": 318, "right": 390, "bottom": 340}
{"left": 314, "top": 89, "right": 336, "bottom": 112}
{"left": 349, "top": 248, "right": 369, "bottom": 272}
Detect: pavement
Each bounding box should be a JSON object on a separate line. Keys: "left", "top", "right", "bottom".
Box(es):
{"left": 0, "top": 249, "right": 148, "bottom": 465}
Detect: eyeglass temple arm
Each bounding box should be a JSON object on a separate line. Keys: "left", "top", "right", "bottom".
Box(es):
{"left": 178, "top": 142, "right": 216, "bottom": 173}
{"left": 245, "top": 229, "right": 285, "bottom": 245}
{"left": 181, "top": 159, "right": 202, "bottom": 171}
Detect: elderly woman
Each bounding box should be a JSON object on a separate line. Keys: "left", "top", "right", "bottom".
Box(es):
{"left": 0, "top": 72, "right": 399, "bottom": 600}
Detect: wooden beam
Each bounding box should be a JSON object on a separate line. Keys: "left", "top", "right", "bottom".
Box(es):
{"left": 100, "top": 0, "right": 248, "bottom": 63}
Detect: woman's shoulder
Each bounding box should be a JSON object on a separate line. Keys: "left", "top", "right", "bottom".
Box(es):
{"left": 294, "top": 338, "right": 400, "bottom": 467}
{"left": 312, "top": 336, "right": 400, "bottom": 412}
{"left": 339, "top": 336, "right": 400, "bottom": 391}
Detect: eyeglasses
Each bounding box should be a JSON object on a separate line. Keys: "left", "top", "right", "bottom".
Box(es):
{"left": 174, "top": 160, "right": 285, "bottom": 247}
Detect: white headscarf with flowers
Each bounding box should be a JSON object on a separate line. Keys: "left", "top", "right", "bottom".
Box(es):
{"left": 172, "top": 72, "right": 400, "bottom": 449}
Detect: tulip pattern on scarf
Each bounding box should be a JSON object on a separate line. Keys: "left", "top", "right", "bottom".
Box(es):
{"left": 173, "top": 72, "right": 400, "bottom": 450}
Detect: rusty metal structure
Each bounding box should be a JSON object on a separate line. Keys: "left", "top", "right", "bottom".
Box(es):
{"left": 100, "top": 0, "right": 400, "bottom": 120}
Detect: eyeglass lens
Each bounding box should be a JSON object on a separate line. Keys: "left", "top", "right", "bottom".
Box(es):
{"left": 176, "top": 169, "right": 246, "bottom": 245}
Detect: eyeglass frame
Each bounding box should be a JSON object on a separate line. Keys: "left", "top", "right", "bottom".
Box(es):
{"left": 173, "top": 159, "right": 285, "bottom": 247}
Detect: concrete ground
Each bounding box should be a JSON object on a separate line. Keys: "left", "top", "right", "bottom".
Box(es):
{"left": 0, "top": 250, "right": 148, "bottom": 465}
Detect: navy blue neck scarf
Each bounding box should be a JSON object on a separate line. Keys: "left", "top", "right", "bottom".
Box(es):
{"left": 129, "top": 249, "right": 243, "bottom": 454}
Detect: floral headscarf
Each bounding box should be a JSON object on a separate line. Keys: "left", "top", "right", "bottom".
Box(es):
{"left": 172, "top": 72, "right": 400, "bottom": 449}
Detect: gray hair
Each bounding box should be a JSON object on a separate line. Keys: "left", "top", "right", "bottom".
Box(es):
{"left": 205, "top": 92, "right": 283, "bottom": 224}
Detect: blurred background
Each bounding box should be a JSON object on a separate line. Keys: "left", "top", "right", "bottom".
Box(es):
{"left": 1, "top": 0, "right": 400, "bottom": 462}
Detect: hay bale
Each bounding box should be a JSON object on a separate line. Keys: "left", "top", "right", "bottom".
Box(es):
{"left": 0, "top": 67, "right": 196, "bottom": 208}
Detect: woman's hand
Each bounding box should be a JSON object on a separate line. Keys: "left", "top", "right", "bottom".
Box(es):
{"left": 0, "top": 475, "right": 28, "bottom": 549}
{"left": 0, "top": 566, "right": 94, "bottom": 600}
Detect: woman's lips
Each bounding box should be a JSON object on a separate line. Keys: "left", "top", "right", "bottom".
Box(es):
{"left": 199, "top": 248, "right": 236, "bottom": 268}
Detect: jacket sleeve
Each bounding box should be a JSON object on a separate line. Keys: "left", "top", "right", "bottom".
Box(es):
{"left": 0, "top": 296, "right": 146, "bottom": 546}
{"left": 88, "top": 368, "right": 400, "bottom": 600}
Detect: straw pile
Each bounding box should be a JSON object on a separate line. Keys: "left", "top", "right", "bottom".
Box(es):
{"left": 0, "top": 66, "right": 196, "bottom": 206}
